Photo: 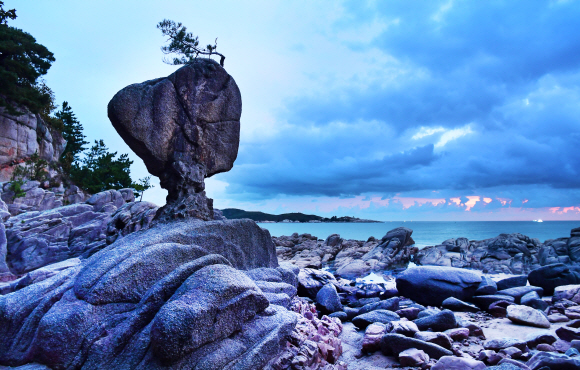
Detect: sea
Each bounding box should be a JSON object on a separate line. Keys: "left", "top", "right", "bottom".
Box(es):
{"left": 258, "top": 221, "right": 580, "bottom": 248}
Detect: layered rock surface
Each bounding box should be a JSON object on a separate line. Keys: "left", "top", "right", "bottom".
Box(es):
{"left": 108, "top": 59, "right": 241, "bottom": 221}
{"left": 0, "top": 107, "right": 66, "bottom": 182}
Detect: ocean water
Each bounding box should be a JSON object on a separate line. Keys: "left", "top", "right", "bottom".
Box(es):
{"left": 258, "top": 221, "right": 580, "bottom": 248}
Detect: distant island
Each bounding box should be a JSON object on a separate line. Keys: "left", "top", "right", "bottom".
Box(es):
{"left": 220, "top": 208, "right": 381, "bottom": 223}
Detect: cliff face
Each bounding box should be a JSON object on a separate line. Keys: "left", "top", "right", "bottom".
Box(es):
{"left": 0, "top": 106, "right": 66, "bottom": 182}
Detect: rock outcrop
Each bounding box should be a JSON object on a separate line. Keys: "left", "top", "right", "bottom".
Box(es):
{"left": 108, "top": 59, "right": 241, "bottom": 221}
{"left": 1, "top": 188, "right": 157, "bottom": 279}
{"left": 0, "top": 218, "right": 299, "bottom": 370}
{"left": 415, "top": 231, "right": 579, "bottom": 274}
{"left": 274, "top": 227, "right": 417, "bottom": 279}
{"left": 0, "top": 106, "right": 66, "bottom": 182}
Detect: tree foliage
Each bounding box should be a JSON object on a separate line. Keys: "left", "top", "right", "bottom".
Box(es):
{"left": 10, "top": 151, "right": 49, "bottom": 187}
{"left": 0, "top": 1, "right": 55, "bottom": 115}
{"left": 70, "top": 140, "right": 135, "bottom": 194}
{"left": 157, "top": 19, "right": 225, "bottom": 66}
{"left": 56, "top": 101, "right": 88, "bottom": 171}
{"left": 133, "top": 176, "right": 153, "bottom": 201}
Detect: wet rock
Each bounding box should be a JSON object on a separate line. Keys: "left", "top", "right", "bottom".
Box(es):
{"left": 507, "top": 305, "right": 550, "bottom": 328}
{"left": 414, "top": 309, "right": 457, "bottom": 332}
{"left": 352, "top": 309, "right": 400, "bottom": 329}
{"left": 497, "top": 275, "right": 528, "bottom": 290}
{"left": 526, "top": 332, "right": 557, "bottom": 347}
{"left": 442, "top": 297, "right": 480, "bottom": 312}
{"left": 430, "top": 355, "right": 486, "bottom": 370}
{"left": 329, "top": 311, "right": 348, "bottom": 322}
{"left": 500, "top": 346, "right": 523, "bottom": 359}
{"left": 396, "top": 266, "right": 481, "bottom": 306}
{"left": 399, "top": 348, "right": 429, "bottom": 367}
{"left": 479, "top": 350, "right": 505, "bottom": 365}
{"left": 417, "top": 307, "right": 441, "bottom": 319}
{"left": 380, "top": 333, "right": 453, "bottom": 359}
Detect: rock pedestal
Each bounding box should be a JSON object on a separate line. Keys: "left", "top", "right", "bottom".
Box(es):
{"left": 108, "top": 59, "right": 241, "bottom": 221}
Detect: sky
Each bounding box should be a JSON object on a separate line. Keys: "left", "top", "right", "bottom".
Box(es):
{"left": 10, "top": 0, "right": 580, "bottom": 221}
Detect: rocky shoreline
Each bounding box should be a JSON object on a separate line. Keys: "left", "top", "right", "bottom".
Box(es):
{"left": 1, "top": 59, "right": 580, "bottom": 369}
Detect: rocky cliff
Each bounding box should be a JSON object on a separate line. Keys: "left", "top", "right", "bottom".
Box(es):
{"left": 0, "top": 106, "right": 66, "bottom": 182}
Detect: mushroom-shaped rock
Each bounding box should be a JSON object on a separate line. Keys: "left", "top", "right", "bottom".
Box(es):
{"left": 108, "top": 59, "right": 241, "bottom": 220}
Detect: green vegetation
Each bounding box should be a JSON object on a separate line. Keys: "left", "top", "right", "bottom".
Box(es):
{"left": 133, "top": 176, "right": 153, "bottom": 201}
{"left": 70, "top": 140, "right": 135, "bottom": 194}
{"left": 0, "top": 1, "right": 55, "bottom": 115}
{"left": 56, "top": 101, "right": 88, "bottom": 172}
{"left": 157, "top": 19, "right": 225, "bottom": 66}
{"left": 0, "top": 3, "right": 146, "bottom": 197}
{"left": 9, "top": 180, "right": 25, "bottom": 198}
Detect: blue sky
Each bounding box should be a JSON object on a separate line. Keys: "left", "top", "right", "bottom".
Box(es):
{"left": 11, "top": 0, "right": 580, "bottom": 221}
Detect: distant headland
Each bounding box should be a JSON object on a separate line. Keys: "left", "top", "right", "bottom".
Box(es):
{"left": 221, "top": 208, "right": 381, "bottom": 223}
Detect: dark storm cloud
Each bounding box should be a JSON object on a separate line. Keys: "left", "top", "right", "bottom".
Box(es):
{"left": 222, "top": 0, "right": 580, "bottom": 204}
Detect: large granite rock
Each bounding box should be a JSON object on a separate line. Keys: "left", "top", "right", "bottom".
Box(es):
{"left": 2, "top": 188, "right": 157, "bottom": 276}
{"left": 0, "top": 106, "right": 66, "bottom": 182}
{"left": 528, "top": 263, "right": 580, "bottom": 295}
{"left": 108, "top": 59, "right": 241, "bottom": 221}
{"left": 396, "top": 266, "right": 481, "bottom": 306}
{"left": 0, "top": 218, "right": 296, "bottom": 369}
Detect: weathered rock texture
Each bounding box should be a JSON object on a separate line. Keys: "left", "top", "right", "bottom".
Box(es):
{"left": 415, "top": 231, "right": 580, "bottom": 274}
{"left": 0, "top": 218, "right": 299, "bottom": 370}
{"left": 1, "top": 188, "right": 157, "bottom": 278}
{"left": 0, "top": 106, "right": 66, "bottom": 182}
{"left": 108, "top": 59, "right": 241, "bottom": 221}
{"left": 274, "top": 227, "right": 417, "bottom": 279}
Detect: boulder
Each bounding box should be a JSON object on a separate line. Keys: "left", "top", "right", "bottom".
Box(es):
{"left": 484, "top": 338, "right": 528, "bottom": 351}
{"left": 520, "top": 291, "right": 548, "bottom": 310}
{"left": 497, "top": 275, "right": 528, "bottom": 290}
{"left": 380, "top": 333, "right": 453, "bottom": 359}
{"left": 414, "top": 309, "right": 457, "bottom": 332}
{"left": 431, "top": 356, "right": 486, "bottom": 370}
{"left": 497, "top": 286, "right": 543, "bottom": 304}
{"left": 358, "top": 297, "right": 399, "bottom": 315}
{"left": 506, "top": 305, "right": 550, "bottom": 328}
{"left": 526, "top": 351, "right": 580, "bottom": 370}
{"left": 476, "top": 275, "right": 498, "bottom": 295}
{"left": 386, "top": 320, "right": 419, "bottom": 337}
{"left": 554, "top": 284, "right": 580, "bottom": 304}
{"left": 352, "top": 310, "right": 400, "bottom": 328}
{"left": 473, "top": 295, "right": 515, "bottom": 310}
{"left": 316, "top": 283, "right": 343, "bottom": 314}
{"left": 0, "top": 218, "right": 295, "bottom": 369}
{"left": 108, "top": 59, "right": 241, "bottom": 221}
{"left": 528, "top": 263, "right": 580, "bottom": 295}
{"left": 3, "top": 189, "right": 149, "bottom": 275}
{"left": 442, "top": 297, "right": 480, "bottom": 313}
{"left": 297, "top": 268, "right": 338, "bottom": 299}
{"left": 399, "top": 348, "right": 429, "bottom": 367}
{"left": 396, "top": 266, "right": 481, "bottom": 306}
{"left": 414, "top": 331, "right": 453, "bottom": 349}
{"left": 362, "top": 322, "right": 387, "bottom": 353}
